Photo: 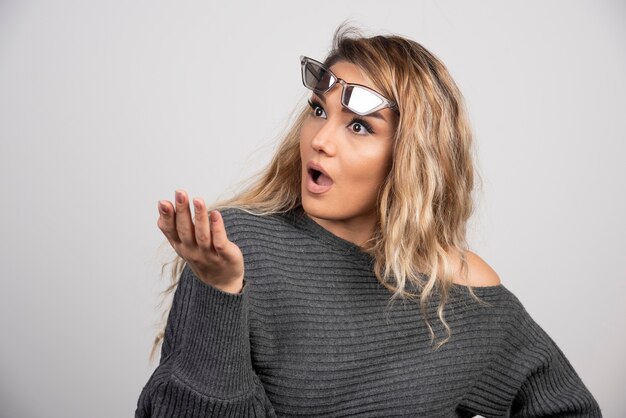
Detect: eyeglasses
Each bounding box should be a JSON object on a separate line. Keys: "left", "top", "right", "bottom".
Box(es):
{"left": 300, "top": 55, "right": 399, "bottom": 117}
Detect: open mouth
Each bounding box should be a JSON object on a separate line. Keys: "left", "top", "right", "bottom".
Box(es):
{"left": 305, "top": 166, "right": 334, "bottom": 194}
{"left": 308, "top": 168, "right": 333, "bottom": 186}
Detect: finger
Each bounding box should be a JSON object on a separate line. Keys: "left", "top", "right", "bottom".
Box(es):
{"left": 192, "top": 198, "right": 212, "bottom": 251}
{"left": 209, "top": 210, "right": 230, "bottom": 255}
{"left": 174, "top": 189, "right": 196, "bottom": 247}
{"left": 157, "top": 200, "right": 181, "bottom": 245}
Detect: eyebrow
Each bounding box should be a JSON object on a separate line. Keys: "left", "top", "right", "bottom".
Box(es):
{"left": 313, "top": 93, "right": 388, "bottom": 122}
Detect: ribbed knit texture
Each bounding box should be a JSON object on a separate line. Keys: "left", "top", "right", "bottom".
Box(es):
{"left": 136, "top": 205, "right": 602, "bottom": 417}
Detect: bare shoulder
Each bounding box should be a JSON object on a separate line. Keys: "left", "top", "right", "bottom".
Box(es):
{"left": 449, "top": 250, "right": 502, "bottom": 287}
{"left": 466, "top": 251, "right": 501, "bottom": 286}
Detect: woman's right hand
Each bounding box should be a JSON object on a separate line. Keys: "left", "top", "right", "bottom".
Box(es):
{"left": 157, "top": 189, "right": 244, "bottom": 294}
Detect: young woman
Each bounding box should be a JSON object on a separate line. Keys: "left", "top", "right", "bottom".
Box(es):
{"left": 135, "top": 24, "right": 602, "bottom": 417}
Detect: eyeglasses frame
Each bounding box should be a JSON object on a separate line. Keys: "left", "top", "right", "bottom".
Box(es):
{"left": 300, "top": 55, "right": 400, "bottom": 117}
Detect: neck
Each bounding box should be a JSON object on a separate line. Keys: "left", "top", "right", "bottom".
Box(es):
{"left": 305, "top": 211, "right": 377, "bottom": 250}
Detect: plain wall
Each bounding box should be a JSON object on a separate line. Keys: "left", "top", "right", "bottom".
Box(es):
{"left": 0, "top": 0, "right": 624, "bottom": 417}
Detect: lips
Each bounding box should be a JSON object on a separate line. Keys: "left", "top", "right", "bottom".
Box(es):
{"left": 305, "top": 161, "right": 334, "bottom": 194}
{"left": 306, "top": 161, "right": 332, "bottom": 181}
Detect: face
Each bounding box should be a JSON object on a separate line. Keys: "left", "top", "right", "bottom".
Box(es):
{"left": 299, "top": 60, "right": 398, "bottom": 247}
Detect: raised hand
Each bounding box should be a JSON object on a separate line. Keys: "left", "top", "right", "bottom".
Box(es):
{"left": 157, "top": 189, "right": 244, "bottom": 294}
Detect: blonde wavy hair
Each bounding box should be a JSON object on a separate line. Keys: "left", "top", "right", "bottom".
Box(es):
{"left": 148, "top": 22, "right": 488, "bottom": 362}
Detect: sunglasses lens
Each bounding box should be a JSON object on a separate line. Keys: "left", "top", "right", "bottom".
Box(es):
{"left": 301, "top": 57, "right": 393, "bottom": 115}
{"left": 343, "top": 85, "right": 384, "bottom": 115}
{"left": 303, "top": 60, "right": 335, "bottom": 92}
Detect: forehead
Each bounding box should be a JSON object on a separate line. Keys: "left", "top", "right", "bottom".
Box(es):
{"left": 328, "top": 60, "right": 377, "bottom": 90}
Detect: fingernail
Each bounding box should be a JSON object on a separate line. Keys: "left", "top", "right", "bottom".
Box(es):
{"left": 210, "top": 210, "right": 219, "bottom": 223}
{"left": 176, "top": 190, "right": 184, "bottom": 204}
{"left": 193, "top": 199, "right": 201, "bottom": 211}
{"left": 158, "top": 201, "right": 167, "bottom": 214}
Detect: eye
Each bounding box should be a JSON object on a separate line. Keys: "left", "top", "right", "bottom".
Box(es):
{"left": 349, "top": 118, "right": 375, "bottom": 135}
{"left": 307, "top": 98, "right": 376, "bottom": 136}
{"left": 307, "top": 99, "right": 326, "bottom": 119}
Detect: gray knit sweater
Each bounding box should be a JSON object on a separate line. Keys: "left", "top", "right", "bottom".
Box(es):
{"left": 135, "top": 206, "right": 602, "bottom": 417}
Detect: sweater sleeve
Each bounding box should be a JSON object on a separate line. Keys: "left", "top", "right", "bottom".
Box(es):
{"left": 507, "top": 312, "right": 602, "bottom": 417}
{"left": 459, "top": 300, "right": 602, "bottom": 417}
{"left": 135, "top": 264, "right": 276, "bottom": 418}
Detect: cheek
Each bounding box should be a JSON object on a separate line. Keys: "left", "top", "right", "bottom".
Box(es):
{"left": 298, "top": 127, "right": 307, "bottom": 155}
{"left": 346, "top": 147, "right": 393, "bottom": 184}
{"left": 299, "top": 120, "right": 316, "bottom": 144}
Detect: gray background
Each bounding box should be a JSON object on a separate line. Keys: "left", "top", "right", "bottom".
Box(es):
{"left": 0, "top": 1, "right": 624, "bottom": 417}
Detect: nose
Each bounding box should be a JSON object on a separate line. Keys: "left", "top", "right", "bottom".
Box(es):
{"left": 309, "top": 86, "right": 344, "bottom": 156}
{"left": 309, "top": 118, "right": 337, "bottom": 156}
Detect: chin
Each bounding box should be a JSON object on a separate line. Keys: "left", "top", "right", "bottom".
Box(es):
{"left": 301, "top": 192, "right": 328, "bottom": 218}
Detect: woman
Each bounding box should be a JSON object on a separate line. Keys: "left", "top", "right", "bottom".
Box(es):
{"left": 135, "top": 24, "right": 602, "bottom": 417}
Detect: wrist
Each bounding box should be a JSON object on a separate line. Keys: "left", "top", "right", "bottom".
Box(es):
{"left": 214, "top": 275, "right": 244, "bottom": 294}
{"left": 191, "top": 266, "right": 244, "bottom": 294}
{"left": 216, "top": 282, "right": 243, "bottom": 294}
